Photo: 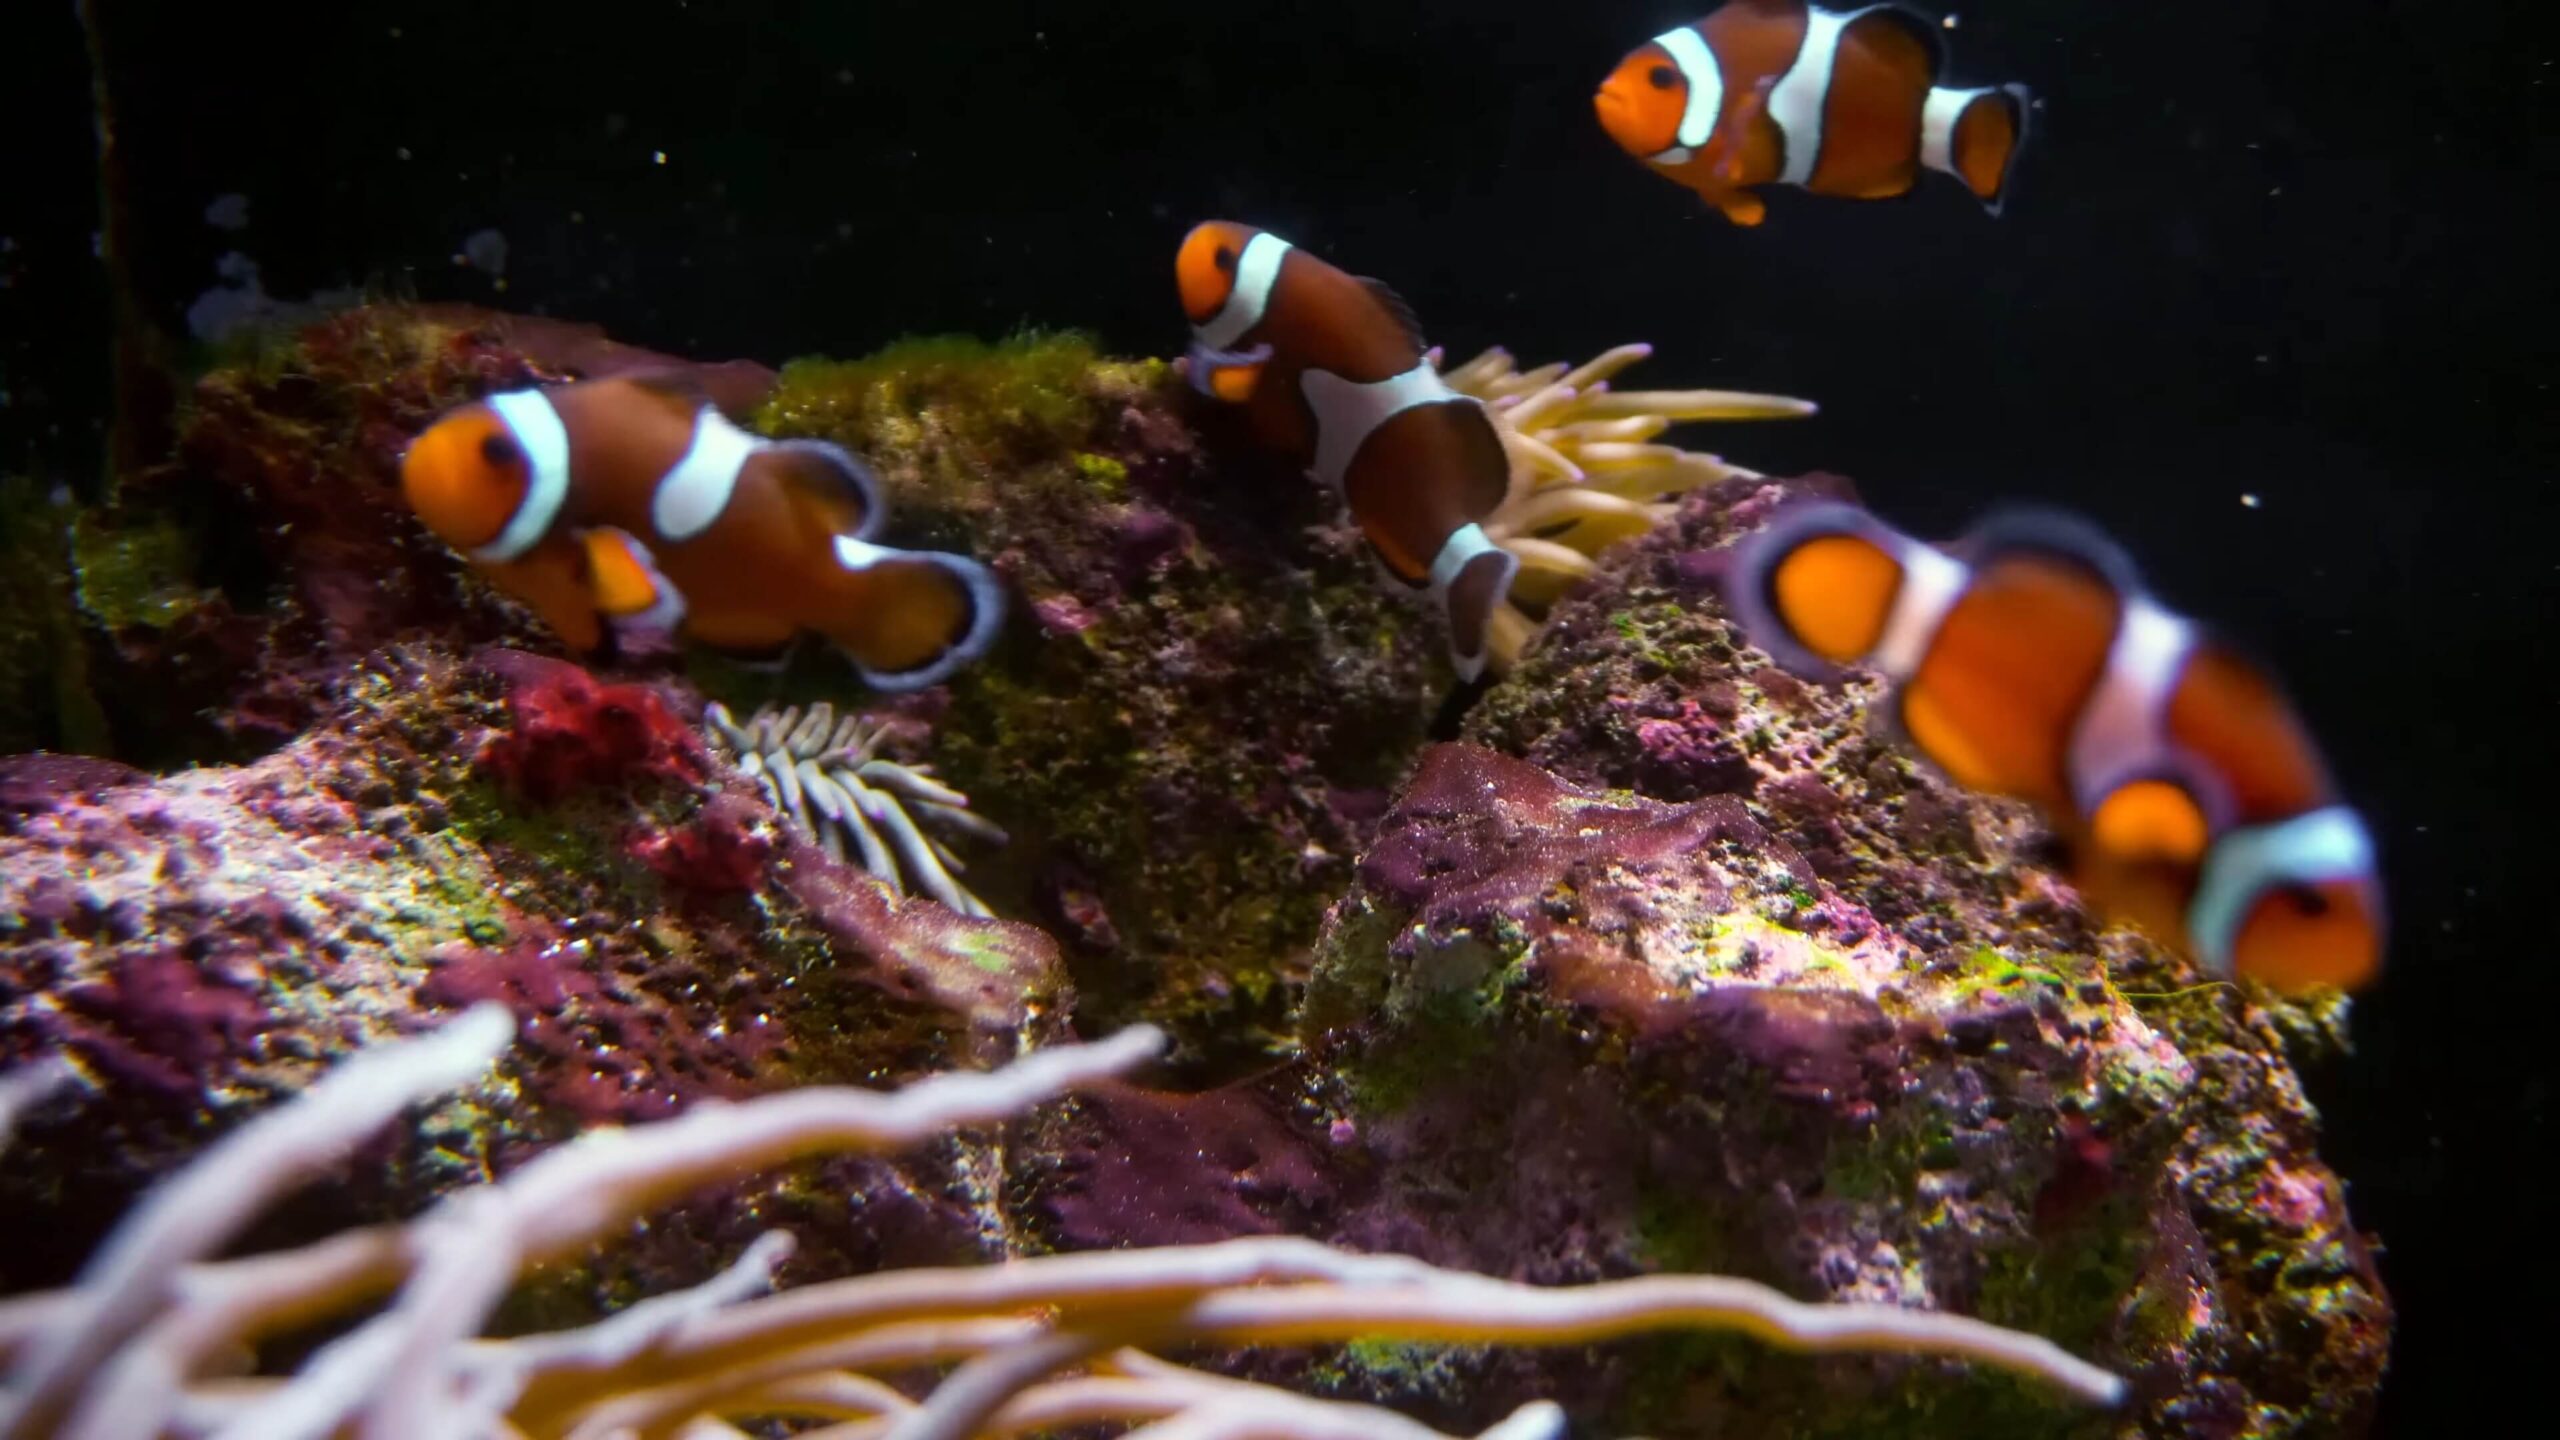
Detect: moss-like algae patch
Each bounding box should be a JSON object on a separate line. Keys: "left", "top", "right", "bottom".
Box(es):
{"left": 749, "top": 331, "right": 1441, "bottom": 1066}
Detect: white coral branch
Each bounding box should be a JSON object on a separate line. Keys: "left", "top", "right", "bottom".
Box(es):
{"left": 0, "top": 1009, "right": 2126, "bottom": 1440}
{"left": 705, "top": 700, "right": 1007, "bottom": 916}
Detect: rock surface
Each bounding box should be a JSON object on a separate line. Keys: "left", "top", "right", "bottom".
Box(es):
{"left": 0, "top": 309, "right": 2387, "bottom": 1436}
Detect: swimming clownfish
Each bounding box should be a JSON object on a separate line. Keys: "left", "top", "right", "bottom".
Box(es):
{"left": 1175, "top": 220, "right": 1518, "bottom": 681}
{"left": 1725, "top": 501, "right": 2383, "bottom": 991}
{"left": 1595, "top": 2, "right": 2030, "bottom": 227}
{"left": 400, "top": 376, "right": 1003, "bottom": 690}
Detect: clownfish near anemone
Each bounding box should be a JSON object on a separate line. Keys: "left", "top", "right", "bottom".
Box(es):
{"left": 400, "top": 375, "right": 1003, "bottom": 690}
{"left": 1596, "top": 1, "right": 2030, "bottom": 226}
{"left": 1724, "top": 500, "right": 2383, "bottom": 992}
{"left": 1175, "top": 220, "right": 1520, "bottom": 681}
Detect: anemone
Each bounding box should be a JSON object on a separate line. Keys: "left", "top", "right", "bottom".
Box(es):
{"left": 704, "top": 699, "right": 1007, "bottom": 917}
{"left": 1437, "top": 343, "right": 1814, "bottom": 673}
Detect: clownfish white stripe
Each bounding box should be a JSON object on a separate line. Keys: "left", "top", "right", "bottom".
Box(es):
{"left": 2186, "top": 805, "right": 2377, "bottom": 976}
{"left": 1299, "top": 361, "right": 1461, "bottom": 491}
{"left": 2065, "top": 598, "right": 2197, "bottom": 815}
{"left": 1920, "top": 85, "right": 1987, "bottom": 178}
{"left": 1869, "top": 541, "right": 1969, "bottom": 679}
{"left": 474, "top": 388, "right": 573, "bottom": 565}
{"left": 1194, "top": 232, "right": 1293, "bottom": 353}
{"left": 1768, "top": 6, "right": 1860, "bottom": 187}
{"left": 652, "top": 405, "right": 758, "bottom": 542}
{"left": 1428, "top": 521, "right": 1503, "bottom": 595}
{"left": 1654, "top": 25, "right": 1726, "bottom": 153}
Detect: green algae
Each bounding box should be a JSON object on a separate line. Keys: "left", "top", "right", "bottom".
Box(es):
{"left": 749, "top": 330, "right": 1440, "bottom": 1057}
{"left": 756, "top": 331, "right": 1105, "bottom": 470}
{"left": 0, "top": 475, "right": 110, "bottom": 753}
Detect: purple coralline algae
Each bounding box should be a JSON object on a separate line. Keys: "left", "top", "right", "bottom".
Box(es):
{"left": 0, "top": 308, "right": 2387, "bottom": 1437}
{"left": 0, "top": 641, "right": 1064, "bottom": 1303}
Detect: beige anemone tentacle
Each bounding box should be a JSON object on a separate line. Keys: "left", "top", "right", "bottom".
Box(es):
{"left": 1439, "top": 343, "right": 1815, "bottom": 676}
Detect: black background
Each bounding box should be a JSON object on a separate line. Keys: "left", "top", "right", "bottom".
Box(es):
{"left": 2, "top": 1, "right": 2550, "bottom": 1427}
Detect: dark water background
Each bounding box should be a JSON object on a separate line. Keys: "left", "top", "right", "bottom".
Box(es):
{"left": 3, "top": 0, "right": 2551, "bottom": 1427}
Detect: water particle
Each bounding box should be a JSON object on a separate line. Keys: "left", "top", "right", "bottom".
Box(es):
{"left": 654, "top": 150, "right": 668, "bottom": 165}
{"left": 462, "top": 228, "right": 509, "bottom": 275}
{"left": 204, "top": 193, "right": 250, "bottom": 231}
{"left": 2240, "top": 493, "right": 2262, "bottom": 508}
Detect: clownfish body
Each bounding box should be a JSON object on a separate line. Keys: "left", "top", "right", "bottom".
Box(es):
{"left": 1176, "top": 220, "right": 1518, "bottom": 680}
{"left": 1726, "top": 501, "right": 2383, "bottom": 992}
{"left": 1596, "top": 2, "right": 2029, "bottom": 226}
{"left": 400, "top": 377, "right": 1002, "bottom": 689}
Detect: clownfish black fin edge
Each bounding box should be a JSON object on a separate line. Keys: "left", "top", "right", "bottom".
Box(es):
{"left": 1355, "top": 277, "right": 1430, "bottom": 353}
{"left": 1859, "top": 4, "right": 1952, "bottom": 79}
{"left": 1720, "top": 497, "right": 1892, "bottom": 682}
{"left": 768, "top": 438, "right": 889, "bottom": 542}
{"left": 1956, "top": 505, "right": 2149, "bottom": 600}
{"left": 828, "top": 541, "right": 1009, "bottom": 694}
{"left": 1980, "top": 82, "right": 2034, "bottom": 218}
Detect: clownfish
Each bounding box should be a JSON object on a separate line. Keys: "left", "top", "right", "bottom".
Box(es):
{"left": 400, "top": 376, "right": 1002, "bottom": 689}
{"left": 1175, "top": 220, "right": 1518, "bottom": 681}
{"left": 1726, "top": 501, "right": 2383, "bottom": 991}
{"left": 1595, "top": 2, "right": 2030, "bottom": 227}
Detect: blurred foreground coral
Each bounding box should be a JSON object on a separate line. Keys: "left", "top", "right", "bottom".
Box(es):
{"left": 0, "top": 1011, "right": 2118, "bottom": 1439}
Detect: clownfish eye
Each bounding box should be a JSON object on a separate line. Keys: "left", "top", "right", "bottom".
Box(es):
{"left": 1648, "top": 64, "right": 1678, "bottom": 90}
{"left": 1214, "top": 245, "right": 1237, "bottom": 273}
{"left": 480, "top": 432, "right": 520, "bottom": 468}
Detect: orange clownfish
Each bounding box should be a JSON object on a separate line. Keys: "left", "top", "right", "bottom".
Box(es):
{"left": 1726, "top": 501, "right": 2383, "bottom": 991}
{"left": 1175, "top": 220, "right": 1517, "bottom": 681}
{"left": 400, "top": 377, "right": 1002, "bottom": 689}
{"left": 1595, "top": 2, "right": 2030, "bottom": 227}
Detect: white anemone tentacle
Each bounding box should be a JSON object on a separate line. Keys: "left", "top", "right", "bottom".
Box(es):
{"left": 703, "top": 701, "right": 1009, "bottom": 916}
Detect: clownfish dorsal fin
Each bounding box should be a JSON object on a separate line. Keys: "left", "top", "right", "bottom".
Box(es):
{"left": 764, "top": 438, "right": 889, "bottom": 543}
{"left": 1355, "top": 277, "right": 1430, "bottom": 353}
{"left": 1956, "top": 506, "right": 2149, "bottom": 599}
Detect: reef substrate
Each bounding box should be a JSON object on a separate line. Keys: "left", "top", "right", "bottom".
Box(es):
{"left": 0, "top": 306, "right": 2386, "bottom": 1437}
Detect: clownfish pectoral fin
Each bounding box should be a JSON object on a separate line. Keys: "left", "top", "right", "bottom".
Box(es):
{"left": 1185, "top": 340, "right": 1272, "bottom": 402}
{"left": 484, "top": 545, "right": 608, "bottom": 654}
{"left": 1354, "top": 277, "right": 1430, "bottom": 352}
{"left": 1428, "top": 523, "right": 1521, "bottom": 684}
{"left": 580, "top": 527, "right": 688, "bottom": 636}
{"left": 827, "top": 536, "right": 1006, "bottom": 692}
{"left": 1710, "top": 189, "right": 1768, "bottom": 227}
{"left": 1701, "top": 76, "right": 1777, "bottom": 185}
{"left": 765, "top": 438, "right": 887, "bottom": 542}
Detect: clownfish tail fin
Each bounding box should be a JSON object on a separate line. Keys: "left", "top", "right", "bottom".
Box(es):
{"left": 1427, "top": 523, "right": 1520, "bottom": 684}
{"left": 767, "top": 438, "right": 887, "bottom": 541}
{"left": 1922, "top": 82, "right": 2033, "bottom": 216}
{"left": 1723, "top": 499, "right": 1923, "bottom": 677}
{"left": 825, "top": 536, "right": 1006, "bottom": 692}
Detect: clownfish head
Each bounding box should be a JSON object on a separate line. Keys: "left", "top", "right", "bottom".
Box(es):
{"left": 1595, "top": 40, "right": 1692, "bottom": 161}
{"left": 399, "top": 391, "right": 568, "bottom": 564}
{"left": 1176, "top": 221, "right": 1260, "bottom": 328}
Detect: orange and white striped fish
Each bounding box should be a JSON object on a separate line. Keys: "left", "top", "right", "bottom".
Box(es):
{"left": 1595, "top": 2, "right": 2030, "bottom": 226}
{"left": 400, "top": 376, "right": 1002, "bottom": 689}
{"left": 1726, "top": 501, "right": 2383, "bottom": 991}
{"left": 1176, "top": 220, "right": 1518, "bottom": 681}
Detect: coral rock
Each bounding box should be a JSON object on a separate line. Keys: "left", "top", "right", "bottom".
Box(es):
{"left": 0, "top": 645, "right": 1064, "bottom": 1303}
